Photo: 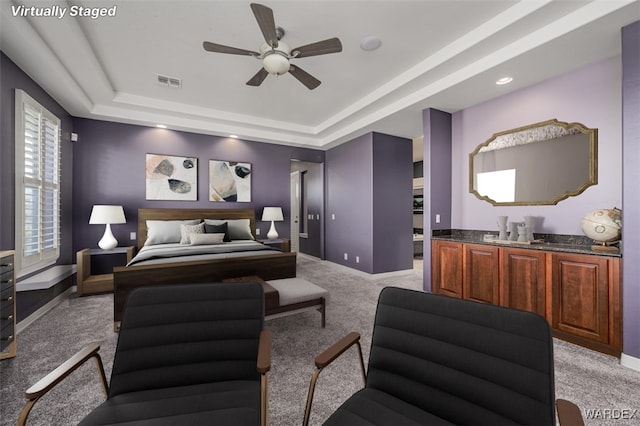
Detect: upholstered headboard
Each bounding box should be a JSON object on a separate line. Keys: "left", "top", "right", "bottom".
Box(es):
{"left": 137, "top": 208, "right": 257, "bottom": 247}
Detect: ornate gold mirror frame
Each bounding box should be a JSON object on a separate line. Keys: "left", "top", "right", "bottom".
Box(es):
{"left": 469, "top": 119, "right": 597, "bottom": 206}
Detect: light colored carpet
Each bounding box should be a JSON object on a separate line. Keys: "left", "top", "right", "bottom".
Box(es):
{"left": 1, "top": 255, "right": 638, "bottom": 425}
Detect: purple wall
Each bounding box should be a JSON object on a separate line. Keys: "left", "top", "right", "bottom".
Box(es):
{"left": 622, "top": 21, "right": 640, "bottom": 359}
{"left": 325, "top": 134, "right": 374, "bottom": 271}
{"left": 372, "top": 133, "right": 413, "bottom": 274}
{"left": 325, "top": 132, "right": 413, "bottom": 274}
{"left": 72, "top": 118, "right": 324, "bottom": 251}
{"left": 450, "top": 57, "right": 622, "bottom": 235}
{"left": 422, "top": 109, "right": 453, "bottom": 291}
{"left": 0, "top": 52, "right": 75, "bottom": 264}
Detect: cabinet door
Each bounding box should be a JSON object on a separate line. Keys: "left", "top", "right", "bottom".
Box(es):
{"left": 464, "top": 244, "right": 500, "bottom": 304}
{"left": 431, "top": 241, "right": 463, "bottom": 298}
{"left": 551, "top": 253, "right": 609, "bottom": 344}
{"left": 500, "top": 248, "right": 546, "bottom": 317}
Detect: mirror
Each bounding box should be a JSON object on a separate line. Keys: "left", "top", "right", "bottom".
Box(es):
{"left": 469, "top": 119, "right": 597, "bottom": 206}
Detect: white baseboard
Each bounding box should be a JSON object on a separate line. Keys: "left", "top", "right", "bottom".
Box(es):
{"left": 316, "top": 258, "right": 415, "bottom": 280}
{"left": 16, "top": 287, "right": 74, "bottom": 334}
{"left": 620, "top": 353, "right": 640, "bottom": 372}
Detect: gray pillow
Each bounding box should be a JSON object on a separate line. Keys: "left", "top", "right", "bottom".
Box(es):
{"left": 145, "top": 219, "right": 201, "bottom": 246}
{"left": 180, "top": 222, "right": 205, "bottom": 245}
{"left": 190, "top": 233, "right": 226, "bottom": 245}
{"left": 204, "top": 218, "right": 253, "bottom": 240}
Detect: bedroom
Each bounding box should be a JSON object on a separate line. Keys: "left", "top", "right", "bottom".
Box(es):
{"left": 0, "top": 0, "right": 639, "bottom": 412}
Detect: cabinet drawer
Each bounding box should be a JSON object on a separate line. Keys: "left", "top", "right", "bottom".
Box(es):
{"left": 0, "top": 270, "right": 14, "bottom": 291}
{"left": 0, "top": 286, "right": 14, "bottom": 302}
{"left": 0, "top": 256, "right": 14, "bottom": 274}
{"left": 1, "top": 321, "right": 15, "bottom": 351}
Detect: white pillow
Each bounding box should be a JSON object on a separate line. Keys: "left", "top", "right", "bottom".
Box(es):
{"left": 180, "top": 222, "right": 205, "bottom": 245}
{"left": 204, "top": 219, "right": 254, "bottom": 240}
{"left": 190, "top": 233, "right": 226, "bottom": 245}
{"left": 145, "top": 219, "right": 201, "bottom": 246}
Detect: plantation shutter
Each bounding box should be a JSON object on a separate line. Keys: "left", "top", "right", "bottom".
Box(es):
{"left": 15, "top": 89, "right": 61, "bottom": 275}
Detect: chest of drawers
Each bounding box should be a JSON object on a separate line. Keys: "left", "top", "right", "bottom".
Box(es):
{"left": 1, "top": 250, "right": 16, "bottom": 360}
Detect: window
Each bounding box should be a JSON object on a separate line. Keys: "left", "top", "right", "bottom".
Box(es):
{"left": 15, "top": 90, "right": 61, "bottom": 276}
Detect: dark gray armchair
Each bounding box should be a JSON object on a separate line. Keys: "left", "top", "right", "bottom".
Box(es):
{"left": 19, "top": 282, "right": 271, "bottom": 426}
{"left": 304, "top": 287, "right": 584, "bottom": 425}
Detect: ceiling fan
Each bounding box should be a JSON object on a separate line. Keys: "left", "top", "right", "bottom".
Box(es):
{"left": 203, "top": 3, "right": 342, "bottom": 90}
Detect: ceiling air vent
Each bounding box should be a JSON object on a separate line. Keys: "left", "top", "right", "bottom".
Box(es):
{"left": 156, "top": 74, "right": 182, "bottom": 89}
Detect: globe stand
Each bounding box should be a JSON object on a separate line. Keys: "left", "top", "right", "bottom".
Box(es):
{"left": 591, "top": 241, "right": 620, "bottom": 253}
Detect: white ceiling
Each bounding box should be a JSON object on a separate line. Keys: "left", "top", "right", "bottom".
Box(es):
{"left": 2, "top": 0, "right": 638, "bottom": 153}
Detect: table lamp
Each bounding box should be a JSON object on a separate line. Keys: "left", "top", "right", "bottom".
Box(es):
{"left": 89, "top": 205, "right": 126, "bottom": 249}
{"left": 261, "top": 207, "right": 284, "bottom": 240}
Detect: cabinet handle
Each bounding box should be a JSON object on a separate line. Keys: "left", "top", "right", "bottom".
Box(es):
{"left": 1, "top": 279, "right": 13, "bottom": 284}
{"left": 1, "top": 315, "right": 14, "bottom": 321}
{"left": 1, "top": 296, "right": 13, "bottom": 302}
{"left": 1, "top": 335, "right": 13, "bottom": 342}
{"left": 1, "top": 263, "right": 13, "bottom": 267}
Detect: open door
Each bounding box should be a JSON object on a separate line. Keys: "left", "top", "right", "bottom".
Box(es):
{"left": 290, "top": 170, "right": 300, "bottom": 252}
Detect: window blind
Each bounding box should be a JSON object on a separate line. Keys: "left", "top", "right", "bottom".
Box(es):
{"left": 15, "top": 90, "right": 61, "bottom": 276}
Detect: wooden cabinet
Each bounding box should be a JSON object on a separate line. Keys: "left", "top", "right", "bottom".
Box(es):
{"left": 464, "top": 244, "right": 500, "bottom": 305}
{"left": 550, "top": 252, "right": 621, "bottom": 353}
{"left": 500, "top": 247, "right": 547, "bottom": 317}
{"left": 0, "top": 250, "right": 16, "bottom": 360}
{"left": 431, "top": 240, "right": 463, "bottom": 298}
{"left": 431, "top": 240, "right": 621, "bottom": 355}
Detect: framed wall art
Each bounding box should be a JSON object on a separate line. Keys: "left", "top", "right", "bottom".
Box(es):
{"left": 209, "top": 160, "right": 252, "bottom": 202}
{"left": 146, "top": 154, "right": 198, "bottom": 201}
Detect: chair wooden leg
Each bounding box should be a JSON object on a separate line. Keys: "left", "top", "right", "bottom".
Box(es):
{"left": 303, "top": 368, "right": 322, "bottom": 426}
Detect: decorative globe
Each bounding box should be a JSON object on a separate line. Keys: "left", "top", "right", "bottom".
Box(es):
{"left": 580, "top": 208, "right": 622, "bottom": 243}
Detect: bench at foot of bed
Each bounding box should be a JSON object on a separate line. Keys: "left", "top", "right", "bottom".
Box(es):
{"left": 224, "top": 276, "right": 328, "bottom": 327}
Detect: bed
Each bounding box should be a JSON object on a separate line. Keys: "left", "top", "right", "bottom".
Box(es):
{"left": 112, "top": 208, "right": 297, "bottom": 326}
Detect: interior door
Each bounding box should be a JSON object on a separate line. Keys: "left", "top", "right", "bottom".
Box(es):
{"left": 290, "top": 170, "right": 300, "bottom": 252}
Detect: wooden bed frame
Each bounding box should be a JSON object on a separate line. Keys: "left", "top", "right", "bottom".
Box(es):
{"left": 112, "top": 208, "right": 297, "bottom": 325}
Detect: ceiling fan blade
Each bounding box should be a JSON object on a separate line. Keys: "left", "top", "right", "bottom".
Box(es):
{"left": 289, "top": 65, "right": 321, "bottom": 90}
{"left": 250, "top": 3, "right": 278, "bottom": 48}
{"left": 292, "top": 38, "right": 342, "bottom": 58}
{"left": 246, "top": 68, "right": 269, "bottom": 86}
{"left": 203, "top": 41, "right": 259, "bottom": 56}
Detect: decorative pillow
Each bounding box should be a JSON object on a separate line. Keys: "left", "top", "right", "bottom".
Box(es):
{"left": 180, "top": 222, "right": 205, "bottom": 245}
{"left": 145, "top": 219, "right": 201, "bottom": 246}
{"left": 190, "top": 233, "right": 225, "bottom": 245}
{"left": 204, "top": 219, "right": 253, "bottom": 240}
{"left": 204, "top": 222, "right": 231, "bottom": 242}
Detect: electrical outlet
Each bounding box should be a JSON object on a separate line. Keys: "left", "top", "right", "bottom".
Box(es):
{"left": 436, "top": 214, "right": 441, "bottom": 224}
{"left": 255, "top": 228, "right": 260, "bottom": 235}
{"left": 344, "top": 253, "right": 348, "bottom": 260}
{"left": 130, "top": 232, "right": 136, "bottom": 240}
{"left": 356, "top": 256, "right": 360, "bottom": 263}
{"left": 332, "top": 214, "right": 335, "bottom": 220}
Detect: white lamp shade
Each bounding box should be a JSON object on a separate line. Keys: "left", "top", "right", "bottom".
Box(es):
{"left": 261, "top": 207, "right": 284, "bottom": 222}
{"left": 89, "top": 205, "right": 126, "bottom": 224}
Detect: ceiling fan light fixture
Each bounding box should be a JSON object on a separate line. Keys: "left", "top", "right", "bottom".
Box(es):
{"left": 360, "top": 35, "right": 382, "bottom": 51}
{"left": 263, "top": 51, "right": 290, "bottom": 75}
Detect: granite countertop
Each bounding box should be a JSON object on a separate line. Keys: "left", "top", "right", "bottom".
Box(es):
{"left": 431, "top": 229, "right": 622, "bottom": 257}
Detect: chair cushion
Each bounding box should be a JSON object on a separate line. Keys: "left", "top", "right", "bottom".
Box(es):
{"left": 80, "top": 380, "right": 260, "bottom": 425}
{"left": 266, "top": 278, "right": 329, "bottom": 306}
{"left": 324, "top": 388, "right": 453, "bottom": 425}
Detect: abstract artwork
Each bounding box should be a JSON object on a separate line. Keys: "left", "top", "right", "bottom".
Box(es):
{"left": 209, "top": 160, "right": 252, "bottom": 202}
{"left": 146, "top": 154, "right": 197, "bottom": 200}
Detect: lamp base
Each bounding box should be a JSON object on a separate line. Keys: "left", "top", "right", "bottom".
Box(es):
{"left": 266, "top": 221, "right": 279, "bottom": 240}
{"left": 98, "top": 224, "right": 118, "bottom": 250}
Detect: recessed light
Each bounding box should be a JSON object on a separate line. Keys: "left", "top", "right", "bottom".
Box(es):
{"left": 229, "top": 134, "right": 239, "bottom": 139}
{"left": 360, "top": 35, "right": 382, "bottom": 51}
{"left": 496, "top": 77, "right": 513, "bottom": 85}
{"left": 156, "top": 124, "right": 167, "bottom": 129}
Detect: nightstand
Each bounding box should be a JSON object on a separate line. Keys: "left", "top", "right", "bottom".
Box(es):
{"left": 77, "top": 247, "right": 135, "bottom": 296}
{"left": 258, "top": 238, "right": 291, "bottom": 252}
